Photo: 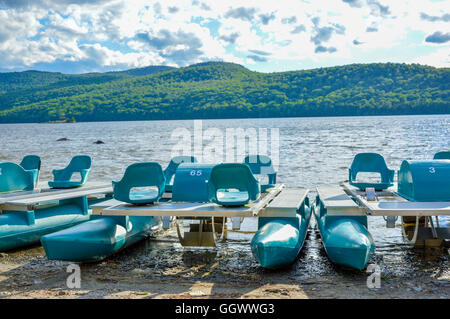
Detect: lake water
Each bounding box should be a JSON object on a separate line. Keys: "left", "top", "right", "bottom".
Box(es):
{"left": 0, "top": 114, "right": 449, "bottom": 247}
{"left": 1, "top": 115, "right": 449, "bottom": 187}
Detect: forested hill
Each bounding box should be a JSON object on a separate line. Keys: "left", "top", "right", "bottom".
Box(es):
{"left": 0, "top": 62, "right": 448, "bottom": 123}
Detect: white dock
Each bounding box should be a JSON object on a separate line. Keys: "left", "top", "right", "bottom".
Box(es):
{"left": 316, "top": 185, "right": 366, "bottom": 216}
{"left": 341, "top": 182, "right": 450, "bottom": 216}
{"left": 0, "top": 182, "right": 112, "bottom": 212}
{"left": 92, "top": 185, "right": 309, "bottom": 218}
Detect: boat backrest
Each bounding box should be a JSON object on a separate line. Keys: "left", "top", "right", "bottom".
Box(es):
{"left": 20, "top": 155, "right": 41, "bottom": 171}
{"left": 207, "top": 163, "right": 260, "bottom": 206}
{"left": 172, "top": 163, "right": 215, "bottom": 202}
{"left": 164, "top": 156, "right": 197, "bottom": 187}
{"left": 113, "top": 162, "right": 165, "bottom": 204}
{"left": 52, "top": 155, "right": 92, "bottom": 182}
{"left": 349, "top": 153, "right": 394, "bottom": 189}
{"left": 434, "top": 151, "right": 450, "bottom": 160}
{"left": 19, "top": 155, "right": 41, "bottom": 186}
{"left": 0, "top": 162, "right": 35, "bottom": 193}
{"left": 243, "top": 155, "right": 276, "bottom": 191}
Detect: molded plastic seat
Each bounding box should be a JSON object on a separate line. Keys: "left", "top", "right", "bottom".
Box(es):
{"left": 48, "top": 155, "right": 92, "bottom": 189}
{"left": 207, "top": 163, "right": 260, "bottom": 206}
{"left": 19, "top": 155, "right": 41, "bottom": 187}
{"left": 434, "top": 151, "right": 450, "bottom": 160}
{"left": 243, "top": 155, "right": 277, "bottom": 191}
{"left": 164, "top": 156, "right": 197, "bottom": 191}
{"left": 0, "top": 162, "right": 35, "bottom": 193}
{"left": 349, "top": 153, "right": 394, "bottom": 191}
{"left": 113, "top": 162, "right": 165, "bottom": 205}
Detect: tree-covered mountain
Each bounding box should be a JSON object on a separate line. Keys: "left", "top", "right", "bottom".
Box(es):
{"left": 0, "top": 62, "right": 448, "bottom": 123}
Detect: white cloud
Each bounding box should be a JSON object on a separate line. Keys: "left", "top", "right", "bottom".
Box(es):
{"left": 0, "top": 0, "right": 449, "bottom": 72}
{"left": 410, "top": 47, "right": 450, "bottom": 67}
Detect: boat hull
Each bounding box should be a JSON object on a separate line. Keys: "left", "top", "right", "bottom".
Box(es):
{"left": 313, "top": 198, "right": 374, "bottom": 270}
{"left": 0, "top": 198, "right": 90, "bottom": 251}
{"left": 251, "top": 203, "right": 311, "bottom": 268}
{"left": 41, "top": 215, "right": 161, "bottom": 262}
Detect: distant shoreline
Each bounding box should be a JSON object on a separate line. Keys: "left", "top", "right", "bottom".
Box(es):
{"left": 1, "top": 112, "right": 449, "bottom": 125}
{"left": 1, "top": 63, "right": 448, "bottom": 124}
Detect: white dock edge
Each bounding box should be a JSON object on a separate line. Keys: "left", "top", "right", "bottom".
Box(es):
{"left": 0, "top": 183, "right": 113, "bottom": 212}
{"left": 259, "top": 188, "right": 309, "bottom": 217}
{"left": 341, "top": 182, "right": 450, "bottom": 216}
{"left": 316, "top": 185, "right": 366, "bottom": 216}
{"left": 92, "top": 184, "right": 310, "bottom": 218}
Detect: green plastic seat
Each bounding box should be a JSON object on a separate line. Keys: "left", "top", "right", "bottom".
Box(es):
{"left": 19, "top": 155, "right": 41, "bottom": 187}
{"left": 164, "top": 156, "right": 197, "bottom": 192}
{"left": 113, "top": 162, "right": 165, "bottom": 205}
{"left": 434, "top": 151, "right": 450, "bottom": 160}
{"left": 0, "top": 162, "right": 35, "bottom": 193}
{"left": 349, "top": 153, "right": 394, "bottom": 191}
{"left": 207, "top": 163, "right": 260, "bottom": 206}
{"left": 48, "top": 155, "right": 92, "bottom": 189}
{"left": 243, "top": 155, "right": 277, "bottom": 191}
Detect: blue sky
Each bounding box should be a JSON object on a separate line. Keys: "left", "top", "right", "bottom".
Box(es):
{"left": 0, "top": 0, "right": 448, "bottom": 73}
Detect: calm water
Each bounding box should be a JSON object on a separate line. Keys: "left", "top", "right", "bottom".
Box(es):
{"left": 1, "top": 115, "right": 449, "bottom": 247}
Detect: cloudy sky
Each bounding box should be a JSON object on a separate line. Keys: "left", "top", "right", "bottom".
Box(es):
{"left": 0, "top": 0, "right": 449, "bottom": 73}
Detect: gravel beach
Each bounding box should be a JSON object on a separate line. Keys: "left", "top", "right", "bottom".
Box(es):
{"left": 0, "top": 222, "right": 448, "bottom": 299}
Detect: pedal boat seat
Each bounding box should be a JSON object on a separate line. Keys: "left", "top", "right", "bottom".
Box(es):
{"left": 19, "top": 155, "right": 41, "bottom": 187}
{"left": 48, "top": 155, "right": 92, "bottom": 189}
{"left": 349, "top": 153, "right": 394, "bottom": 191}
{"left": 0, "top": 162, "right": 35, "bottom": 193}
{"left": 243, "top": 155, "right": 276, "bottom": 191}
{"left": 434, "top": 151, "right": 450, "bottom": 160}
{"left": 207, "top": 163, "right": 260, "bottom": 206}
{"left": 164, "top": 156, "right": 197, "bottom": 192}
{"left": 113, "top": 162, "right": 165, "bottom": 205}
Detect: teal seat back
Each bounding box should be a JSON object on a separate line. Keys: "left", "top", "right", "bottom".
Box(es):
{"left": 434, "top": 151, "right": 450, "bottom": 160}
{"left": 0, "top": 162, "right": 35, "bottom": 193}
{"left": 243, "top": 155, "right": 276, "bottom": 191}
{"left": 164, "top": 156, "right": 197, "bottom": 190}
{"left": 49, "top": 155, "right": 92, "bottom": 188}
{"left": 19, "top": 155, "right": 41, "bottom": 186}
{"left": 172, "top": 163, "right": 215, "bottom": 202}
{"left": 349, "top": 153, "right": 394, "bottom": 190}
{"left": 207, "top": 163, "right": 260, "bottom": 206}
{"left": 113, "top": 162, "right": 165, "bottom": 204}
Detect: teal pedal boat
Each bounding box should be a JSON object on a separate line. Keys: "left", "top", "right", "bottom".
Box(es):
{"left": 251, "top": 196, "right": 311, "bottom": 268}
{"left": 41, "top": 215, "right": 161, "bottom": 262}
{"left": 42, "top": 162, "right": 165, "bottom": 262}
{"left": 313, "top": 189, "right": 375, "bottom": 270}
{"left": 311, "top": 152, "right": 387, "bottom": 269}
{"left": 0, "top": 160, "right": 99, "bottom": 251}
